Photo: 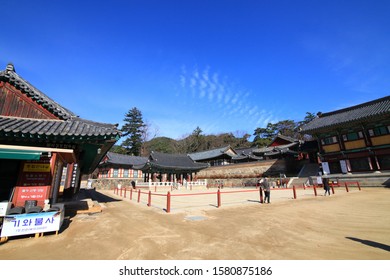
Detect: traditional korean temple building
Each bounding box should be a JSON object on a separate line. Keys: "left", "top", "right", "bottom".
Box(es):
{"left": 97, "top": 152, "right": 147, "bottom": 179}
{"left": 134, "top": 151, "right": 209, "bottom": 183}
{"left": 252, "top": 135, "right": 304, "bottom": 160}
{"left": 232, "top": 147, "right": 263, "bottom": 163}
{"left": 188, "top": 146, "right": 237, "bottom": 166}
{"left": 0, "top": 63, "right": 120, "bottom": 207}
{"left": 301, "top": 96, "right": 390, "bottom": 174}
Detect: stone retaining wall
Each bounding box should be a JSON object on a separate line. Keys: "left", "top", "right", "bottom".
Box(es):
{"left": 196, "top": 159, "right": 287, "bottom": 187}
{"left": 90, "top": 159, "right": 289, "bottom": 189}
{"left": 90, "top": 178, "right": 138, "bottom": 190}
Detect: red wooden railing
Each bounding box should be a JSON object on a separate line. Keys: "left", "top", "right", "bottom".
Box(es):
{"left": 112, "top": 180, "right": 361, "bottom": 213}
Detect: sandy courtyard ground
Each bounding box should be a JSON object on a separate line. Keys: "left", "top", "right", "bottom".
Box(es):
{"left": 0, "top": 187, "right": 389, "bottom": 260}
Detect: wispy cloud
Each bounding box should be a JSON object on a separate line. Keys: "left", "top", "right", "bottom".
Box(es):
{"left": 178, "top": 65, "right": 275, "bottom": 135}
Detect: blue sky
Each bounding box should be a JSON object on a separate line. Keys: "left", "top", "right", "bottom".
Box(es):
{"left": 2, "top": 0, "right": 390, "bottom": 141}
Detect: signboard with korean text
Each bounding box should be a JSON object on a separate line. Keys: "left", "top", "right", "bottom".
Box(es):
{"left": 70, "top": 163, "right": 79, "bottom": 188}
{"left": 18, "top": 159, "right": 52, "bottom": 186}
{"left": 1, "top": 211, "right": 62, "bottom": 237}
{"left": 23, "top": 162, "right": 51, "bottom": 172}
{"left": 12, "top": 185, "right": 50, "bottom": 207}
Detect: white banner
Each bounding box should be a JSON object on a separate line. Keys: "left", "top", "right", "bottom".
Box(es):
{"left": 322, "top": 162, "right": 330, "bottom": 174}
{"left": 340, "top": 160, "right": 348, "bottom": 174}
{"left": 1, "top": 211, "right": 62, "bottom": 237}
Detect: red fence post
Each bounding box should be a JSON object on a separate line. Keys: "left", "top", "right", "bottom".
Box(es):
{"left": 259, "top": 188, "right": 264, "bottom": 203}
{"left": 124, "top": 188, "right": 126, "bottom": 198}
{"left": 130, "top": 188, "right": 133, "bottom": 200}
{"left": 217, "top": 189, "right": 221, "bottom": 208}
{"left": 137, "top": 189, "right": 141, "bottom": 203}
{"left": 166, "top": 191, "right": 171, "bottom": 213}
{"left": 345, "top": 182, "right": 349, "bottom": 192}
{"left": 331, "top": 184, "right": 335, "bottom": 194}
{"left": 357, "top": 181, "right": 361, "bottom": 191}
{"left": 313, "top": 185, "right": 317, "bottom": 196}
{"left": 148, "top": 191, "right": 152, "bottom": 207}
{"left": 293, "top": 185, "right": 297, "bottom": 199}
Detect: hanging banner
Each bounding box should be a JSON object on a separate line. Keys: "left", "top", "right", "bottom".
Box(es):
{"left": 322, "top": 162, "right": 330, "bottom": 175}
{"left": 340, "top": 160, "right": 348, "bottom": 174}
{"left": 1, "top": 211, "right": 62, "bottom": 238}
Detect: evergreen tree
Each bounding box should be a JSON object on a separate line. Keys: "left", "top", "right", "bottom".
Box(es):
{"left": 253, "top": 123, "right": 275, "bottom": 147}
{"left": 186, "top": 126, "right": 204, "bottom": 153}
{"left": 121, "top": 107, "right": 146, "bottom": 156}
{"left": 253, "top": 113, "right": 316, "bottom": 146}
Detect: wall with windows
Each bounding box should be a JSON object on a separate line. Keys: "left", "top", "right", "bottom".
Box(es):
{"left": 318, "top": 123, "right": 390, "bottom": 173}
{"left": 97, "top": 166, "right": 143, "bottom": 179}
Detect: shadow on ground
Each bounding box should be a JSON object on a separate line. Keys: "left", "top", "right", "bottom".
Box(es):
{"left": 346, "top": 237, "right": 390, "bottom": 252}
{"left": 63, "top": 188, "right": 121, "bottom": 218}
{"left": 73, "top": 188, "right": 121, "bottom": 203}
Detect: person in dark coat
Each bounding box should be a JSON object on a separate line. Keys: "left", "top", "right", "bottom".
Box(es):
{"left": 323, "top": 177, "right": 331, "bottom": 196}
{"left": 262, "top": 175, "right": 271, "bottom": 203}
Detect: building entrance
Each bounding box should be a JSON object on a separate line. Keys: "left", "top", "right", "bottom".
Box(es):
{"left": 0, "top": 159, "right": 20, "bottom": 201}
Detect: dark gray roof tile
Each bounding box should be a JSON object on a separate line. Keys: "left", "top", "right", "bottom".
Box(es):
{"left": 188, "top": 146, "right": 236, "bottom": 161}
{"left": 101, "top": 152, "right": 148, "bottom": 166}
{"left": 301, "top": 96, "right": 390, "bottom": 133}
{"left": 0, "top": 116, "right": 120, "bottom": 140}
{"left": 133, "top": 151, "right": 209, "bottom": 172}
{"left": 0, "top": 63, "right": 76, "bottom": 120}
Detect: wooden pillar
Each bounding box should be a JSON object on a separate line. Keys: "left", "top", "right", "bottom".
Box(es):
{"left": 51, "top": 154, "right": 64, "bottom": 204}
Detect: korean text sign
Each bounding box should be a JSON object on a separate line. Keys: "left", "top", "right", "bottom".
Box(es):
{"left": 1, "top": 211, "right": 62, "bottom": 237}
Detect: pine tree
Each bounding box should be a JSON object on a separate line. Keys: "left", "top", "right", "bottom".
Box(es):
{"left": 121, "top": 107, "right": 146, "bottom": 156}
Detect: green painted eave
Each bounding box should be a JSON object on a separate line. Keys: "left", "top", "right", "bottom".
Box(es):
{"left": 0, "top": 148, "right": 41, "bottom": 160}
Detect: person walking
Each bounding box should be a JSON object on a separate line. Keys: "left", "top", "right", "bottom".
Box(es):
{"left": 323, "top": 177, "right": 331, "bottom": 196}
{"left": 262, "top": 175, "right": 271, "bottom": 203}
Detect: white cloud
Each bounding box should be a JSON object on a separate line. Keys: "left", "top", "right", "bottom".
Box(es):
{"left": 190, "top": 77, "right": 197, "bottom": 89}
{"left": 178, "top": 65, "right": 276, "bottom": 135}
{"left": 180, "top": 75, "right": 186, "bottom": 88}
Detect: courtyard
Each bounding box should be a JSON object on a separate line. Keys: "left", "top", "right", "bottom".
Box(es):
{"left": 0, "top": 187, "right": 389, "bottom": 260}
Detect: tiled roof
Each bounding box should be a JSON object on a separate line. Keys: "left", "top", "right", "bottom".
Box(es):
{"left": 0, "top": 115, "right": 120, "bottom": 140}
{"left": 0, "top": 63, "right": 75, "bottom": 120}
{"left": 264, "top": 148, "right": 298, "bottom": 156}
{"left": 150, "top": 151, "right": 209, "bottom": 169}
{"left": 232, "top": 154, "right": 263, "bottom": 161}
{"left": 102, "top": 152, "right": 148, "bottom": 166}
{"left": 271, "top": 134, "right": 298, "bottom": 144}
{"left": 234, "top": 147, "right": 256, "bottom": 155}
{"left": 252, "top": 142, "right": 298, "bottom": 154}
{"left": 301, "top": 96, "right": 390, "bottom": 133}
{"left": 232, "top": 147, "right": 264, "bottom": 161}
{"left": 188, "top": 146, "right": 236, "bottom": 161}
{"left": 134, "top": 151, "right": 209, "bottom": 172}
{"left": 0, "top": 63, "right": 120, "bottom": 140}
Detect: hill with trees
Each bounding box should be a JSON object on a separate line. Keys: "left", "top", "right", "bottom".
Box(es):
{"left": 111, "top": 110, "right": 316, "bottom": 156}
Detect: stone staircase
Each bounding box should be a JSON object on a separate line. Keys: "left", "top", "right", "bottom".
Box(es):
{"left": 289, "top": 164, "right": 390, "bottom": 187}
{"left": 289, "top": 163, "right": 319, "bottom": 187}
